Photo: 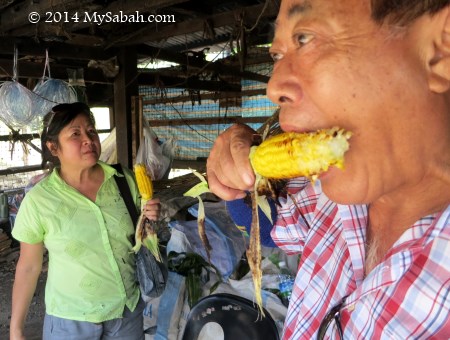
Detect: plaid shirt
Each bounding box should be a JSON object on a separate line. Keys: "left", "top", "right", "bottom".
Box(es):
{"left": 271, "top": 178, "right": 450, "bottom": 339}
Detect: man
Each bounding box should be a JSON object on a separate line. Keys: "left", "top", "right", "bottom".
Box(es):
{"left": 206, "top": 0, "right": 450, "bottom": 338}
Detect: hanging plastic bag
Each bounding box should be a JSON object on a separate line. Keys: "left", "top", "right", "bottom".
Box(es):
{"left": 135, "top": 120, "right": 176, "bottom": 180}
{"left": 32, "top": 49, "right": 78, "bottom": 122}
{"left": 0, "top": 81, "right": 34, "bottom": 128}
{"left": 0, "top": 46, "right": 42, "bottom": 129}
{"left": 100, "top": 127, "right": 118, "bottom": 164}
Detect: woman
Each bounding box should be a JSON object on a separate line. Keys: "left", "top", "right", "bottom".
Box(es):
{"left": 10, "top": 102, "right": 160, "bottom": 340}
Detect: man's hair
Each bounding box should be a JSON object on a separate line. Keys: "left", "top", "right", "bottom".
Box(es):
{"left": 372, "top": 0, "right": 450, "bottom": 25}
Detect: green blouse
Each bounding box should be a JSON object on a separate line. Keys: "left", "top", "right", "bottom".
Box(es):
{"left": 12, "top": 161, "right": 141, "bottom": 323}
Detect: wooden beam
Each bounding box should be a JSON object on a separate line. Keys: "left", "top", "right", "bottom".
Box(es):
{"left": 131, "top": 95, "right": 143, "bottom": 164}
{"left": 171, "top": 159, "right": 206, "bottom": 171}
{"left": 0, "top": 165, "right": 43, "bottom": 176}
{"left": 0, "top": 37, "right": 115, "bottom": 60}
{"left": 0, "top": 59, "right": 112, "bottom": 84}
{"left": 114, "top": 47, "right": 138, "bottom": 169}
{"left": 114, "top": 2, "right": 279, "bottom": 46}
{"left": 0, "top": 133, "right": 40, "bottom": 142}
{"left": 147, "top": 116, "right": 268, "bottom": 127}
{"left": 143, "top": 88, "right": 266, "bottom": 105}
{"left": 137, "top": 45, "right": 269, "bottom": 83}
{"left": 137, "top": 72, "right": 241, "bottom": 92}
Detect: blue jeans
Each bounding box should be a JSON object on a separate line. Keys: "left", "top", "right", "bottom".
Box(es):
{"left": 43, "top": 300, "right": 145, "bottom": 340}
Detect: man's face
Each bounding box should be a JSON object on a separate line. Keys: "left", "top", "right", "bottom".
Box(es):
{"left": 267, "top": 0, "right": 442, "bottom": 204}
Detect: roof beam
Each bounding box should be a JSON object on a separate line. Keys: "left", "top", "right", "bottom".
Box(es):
{"left": 111, "top": 2, "right": 278, "bottom": 46}
{"left": 0, "top": 59, "right": 111, "bottom": 84}
{"left": 0, "top": 37, "right": 115, "bottom": 60}
{"left": 137, "top": 44, "right": 270, "bottom": 83}
{"left": 137, "top": 72, "right": 241, "bottom": 92}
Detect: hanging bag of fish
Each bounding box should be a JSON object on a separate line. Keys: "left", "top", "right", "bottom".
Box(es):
{"left": 0, "top": 47, "right": 36, "bottom": 129}
{"left": 32, "top": 49, "right": 78, "bottom": 127}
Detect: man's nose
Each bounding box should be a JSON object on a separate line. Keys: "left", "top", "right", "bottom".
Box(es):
{"left": 266, "top": 58, "right": 302, "bottom": 106}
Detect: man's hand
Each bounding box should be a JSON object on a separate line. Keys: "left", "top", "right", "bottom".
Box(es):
{"left": 207, "top": 124, "right": 257, "bottom": 200}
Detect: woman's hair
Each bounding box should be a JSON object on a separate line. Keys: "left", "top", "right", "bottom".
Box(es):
{"left": 371, "top": 0, "right": 450, "bottom": 25}
{"left": 41, "top": 102, "right": 96, "bottom": 169}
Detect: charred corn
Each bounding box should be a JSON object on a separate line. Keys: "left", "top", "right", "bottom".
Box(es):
{"left": 249, "top": 127, "right": 352, "bottom": 180}
{"left": 133, "top": 163, "right": 161, "bottom": 262}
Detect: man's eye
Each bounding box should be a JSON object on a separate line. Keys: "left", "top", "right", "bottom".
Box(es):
{"left": 294, "top": 33, "right": 313, "bottom": 47}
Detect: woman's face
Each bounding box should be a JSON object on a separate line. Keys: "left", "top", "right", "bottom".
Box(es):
{"left": 48, "top": 113, "right": 101, "bottom": 170}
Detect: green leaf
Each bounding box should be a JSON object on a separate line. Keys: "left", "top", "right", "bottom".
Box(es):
{"left": 183, "top": 171, "right": 211, "bottom": 197}
{"left": 183, "top": 181, "right": 211, "bottom": 197}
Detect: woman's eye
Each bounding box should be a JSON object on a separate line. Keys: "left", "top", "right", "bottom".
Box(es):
{"left": 294, "top": 33, "right": 313, "bottom": 47}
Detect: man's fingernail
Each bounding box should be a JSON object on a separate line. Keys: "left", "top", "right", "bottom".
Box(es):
{"left": 243, "top": 173, "right": 253, "bottom": 186}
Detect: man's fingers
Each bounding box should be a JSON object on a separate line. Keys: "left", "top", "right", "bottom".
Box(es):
{"left": 206, "top": 124, "right": 257, "bottom": 199}
{"left": 207, "top": 168, "right": 247, "bottom": 201}
{"left": 228, "top": 126, "right": 256, "bottom": 187}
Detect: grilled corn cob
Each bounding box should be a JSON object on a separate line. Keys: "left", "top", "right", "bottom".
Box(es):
{"left": 247, "top": 127, "right": 351, "bottom": 316}
{"left": 135, "top": 163, "right": 153, "bottom": 201}
{"left": 133, "top": 163, "right": 161, "bottom": 262}
{"left": 250, "top": 127, "right": 352, "bottom": 181}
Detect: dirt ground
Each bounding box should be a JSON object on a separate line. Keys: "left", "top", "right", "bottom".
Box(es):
{"left": 0, "top": 246, "right": 47, "bottom": 340}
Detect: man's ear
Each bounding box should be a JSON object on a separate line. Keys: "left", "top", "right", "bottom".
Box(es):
{"left": 428, "top": 6, "right": 450, "bottom": 93}
{"left": 46, "top": 141, "right": 58, "bottom": 156}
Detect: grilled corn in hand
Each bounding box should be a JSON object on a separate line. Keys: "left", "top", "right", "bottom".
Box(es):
{"left": 133, "top": 163, "right": 161, "bottom": 262}
{"left": 246, "top": 127, "right": 351, "bottom": 316}
{"left": 250, "top": 127, "right": 352, "bottom": 181}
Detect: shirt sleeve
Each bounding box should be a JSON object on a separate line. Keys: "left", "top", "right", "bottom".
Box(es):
{"left": 11, "top": 191, "right": 45, "bottom": 244}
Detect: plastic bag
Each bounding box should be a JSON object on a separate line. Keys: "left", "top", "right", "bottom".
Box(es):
{"left": 168, "top": 200, "right": 247, "bottom": 280}
{"left": 0, "top": 47, "right": 38, "bottom": 129}
{"left": 136, "top": 246, "right": 167, "bottom": 298}
{"left": 100, "top": 128, "right": 118, "bottom": 164}
{"left": 135, "top": 120, "right": 176, "bottom": 180}
{"left": 33, "top": 79, "right": 77, "bottom": 110}
{"left": 0, "top": 81, "right": 35, "bottom": 128}
{"left": 32, "top": 50, "right": 78, "bottom": 122}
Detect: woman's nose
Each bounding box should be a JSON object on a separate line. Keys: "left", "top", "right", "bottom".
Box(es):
{"left": 82, "top": 132, "right": 94, "bottom": 143}
{"left": 266, "top": 58, "right": 303, "bottom": 106}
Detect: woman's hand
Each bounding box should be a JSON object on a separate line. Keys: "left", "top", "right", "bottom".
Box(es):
{"left": 207, "top": 123, "right": 257, "bottom": 200}
{"left": 142, "top": 198, "right": 161, "bottom": 221}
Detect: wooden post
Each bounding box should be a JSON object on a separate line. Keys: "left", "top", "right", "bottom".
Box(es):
{"left": 131, "top": 95, "right": 143, "bottom": 164}
{"left": 113, "top": 47, "right": 138, "bottom": 169}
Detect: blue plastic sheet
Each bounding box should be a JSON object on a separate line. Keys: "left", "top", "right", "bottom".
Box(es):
{"left": 168, "top": 200, "right": 246, "bottom": 280}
